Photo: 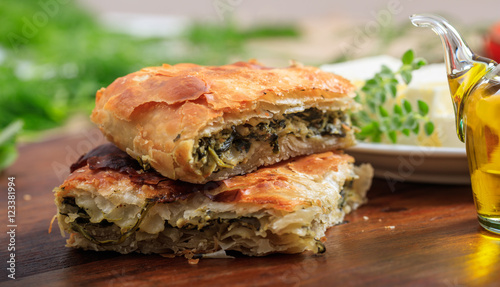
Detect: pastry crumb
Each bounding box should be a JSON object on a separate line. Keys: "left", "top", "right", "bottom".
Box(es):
{"left": 188, "top": 258, "right": 200, "bottom": 265}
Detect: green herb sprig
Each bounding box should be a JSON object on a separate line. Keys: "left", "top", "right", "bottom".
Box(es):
{"left": 352, "top": 50, "right": 435, "bottom": 143}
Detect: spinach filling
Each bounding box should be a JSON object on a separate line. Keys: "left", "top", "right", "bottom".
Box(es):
{"left": 178, "top": 216, "right": 261, "bottom": 231}
{"left": 194, "top": 108, "right": 349, "bottom": 172}
{"left": 60, "top": 197, "right": 154, "bottom": 246}
{"left": 337, "top": 180, "right": 354, "bottom": 209}
{"left": 60, "top": 196, "right": 263, "bottom": 247}
{"left": 60, "top": 196, "right": 338, "bottom": 254}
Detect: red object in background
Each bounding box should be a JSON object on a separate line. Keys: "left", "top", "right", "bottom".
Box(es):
{"left": 484, "top": 22, "right": 500, "bottom": 63}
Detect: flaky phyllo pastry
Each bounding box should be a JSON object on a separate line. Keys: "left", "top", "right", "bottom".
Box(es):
{"left": 54, "top": 144, "right": 373, "bottom": 256}
{"left": 91, "top": 60, "right": 358, "bottom": 183}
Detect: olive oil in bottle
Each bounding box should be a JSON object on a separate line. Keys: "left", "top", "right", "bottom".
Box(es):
{"left": 411, "top": 13, "right": 500, "bottom": 234}
{"left": 452, "top": 64, "right": 500, "bottom": 230}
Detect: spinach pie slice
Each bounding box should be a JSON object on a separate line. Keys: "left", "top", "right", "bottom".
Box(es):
{"left": 91, "top": 60, "right": 358, "bottom": 183}
{"left": 54, "top": 143, "right": 373, "bottom": 256}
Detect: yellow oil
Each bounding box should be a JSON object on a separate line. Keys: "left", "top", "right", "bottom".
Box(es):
{"left": 467, "top": 92, "right": 500, "bottom": 220}
{"left": 448, "top": 63, "right": 489, "bottom": 142}
{"left": 450, "top": 63, "right": 500, "bottom": 225}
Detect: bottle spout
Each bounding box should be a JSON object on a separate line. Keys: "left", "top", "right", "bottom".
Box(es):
{"left": 410, "top": 14, "right": 475, "bottom": 78}
{"left": 410, "top": 14, "right": 496, "bottom": 142}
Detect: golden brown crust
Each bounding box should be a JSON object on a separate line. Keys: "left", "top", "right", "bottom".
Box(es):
{"left": 94, "top": 60, "right": 354, "bottom": 121}
{"left": 206, "top": 152, "right": 353, "bottom": 212}
{"left": 59, "top": 166, "right": 199, "bottom": 203}
{"left": 56, "top": 144, "right": 353, "bottom": 212}
{"left": 90, "top": 60, "right": 356, "bottom": 183}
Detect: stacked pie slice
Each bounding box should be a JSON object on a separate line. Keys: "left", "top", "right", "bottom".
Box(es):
{"left": 54, "top": 60, "right": 373, "bottom": 256}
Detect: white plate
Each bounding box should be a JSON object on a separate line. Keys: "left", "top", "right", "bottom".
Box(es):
{"left": 346, "top": 143, "right": 470, "bottom": 186}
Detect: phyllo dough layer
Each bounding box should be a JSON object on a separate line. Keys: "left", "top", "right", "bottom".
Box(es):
{"left": 54, "top": 144, "right": 373, "bottom": 256}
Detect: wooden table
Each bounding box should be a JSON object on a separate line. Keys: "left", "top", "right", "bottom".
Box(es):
{"left": 1, "top": 131, "right": 500, "bottom": 286}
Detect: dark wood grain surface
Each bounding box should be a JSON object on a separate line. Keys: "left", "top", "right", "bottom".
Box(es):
{"left": 1, "top": 130, "right": 499, "bottom": 287}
